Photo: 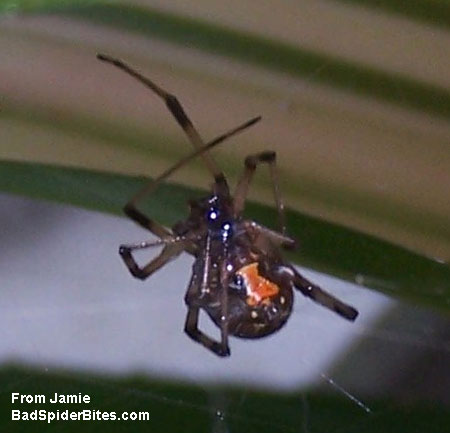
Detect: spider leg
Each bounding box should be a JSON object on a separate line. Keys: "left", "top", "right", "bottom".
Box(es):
{"left": 293, "top": 269, "right": 358, "bottom": 321}
{"left": 97, "top": 53, "right": 222, "bottom": 180}
{"left": 124, "top": 204, "right": 172, "bottom": 240}
{"left": 184, "top": 307, "right": 230, "bottom": 357}
{"left": 97, "top": 54, "right": 262, "bottom": 238}
{"left": 243, "top": 220, "right": 296, "bottom": 250}
{"left": 119, "top": 241, "right": 185, "bottom": 281}
{"left": 123, "top": 116, "right": 262, "bottom": 243}
{"left": 183, "top": 235, "right": 231, "bottom": 357}
{"left": 219, "top": 259, "right": 231, "bottom": 353}
{"left": 124, "top": 115, "right": 261, "bottom": 219}
{"left": 234, "top": 151, "right": 287, "bottom": 235}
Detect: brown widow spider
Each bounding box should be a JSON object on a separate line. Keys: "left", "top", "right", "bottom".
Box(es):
{"left": 97, "top": 54, "right": 358, "bottom": 357}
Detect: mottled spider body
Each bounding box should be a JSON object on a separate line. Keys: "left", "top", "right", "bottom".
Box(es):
{"left": 178, "top": 191, "right": 295, "bottom": 343}
{"left": 98, "top": 53, "right": 358, "bottom": 357}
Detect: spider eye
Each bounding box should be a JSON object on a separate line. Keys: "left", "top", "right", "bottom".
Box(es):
{"left": 208, "top": 209, "right": 218, "bottom": 221}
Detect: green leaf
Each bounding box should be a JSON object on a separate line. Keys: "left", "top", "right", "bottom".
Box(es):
{"left": 0, "top": 0, "right": 111, "bottom": 14}
{"left": 336, "top": 0, "right": 450, "bottom": 30}
{"left": 0, "top": 365, "right": 448, "bottom": 433}
{"left": 1, "top": 160, "right": 449, "bottom": 313}
{"left": 38, "top": 3, "right": 450, "bottom": 119}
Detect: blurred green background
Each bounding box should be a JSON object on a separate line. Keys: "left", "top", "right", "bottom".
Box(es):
{"left": 1, "top": 0, "right": 449, "bottom": 259}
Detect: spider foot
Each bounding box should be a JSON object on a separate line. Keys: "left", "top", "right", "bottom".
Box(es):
{"left": 214, "top": 344, "right": 231, "bottom": 357}
{"left": 184, "top": 326, "right": 230, "bottom": 357}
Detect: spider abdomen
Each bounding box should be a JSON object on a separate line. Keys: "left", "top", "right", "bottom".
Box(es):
{"left": 205, "top": 262, "right": 294, "bottom": 339}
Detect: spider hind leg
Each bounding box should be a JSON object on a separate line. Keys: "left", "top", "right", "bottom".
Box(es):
{"left": 184, "top": 306, "right": 231, "bottom": 357}
{"left": 293, "top": 269, "right": 358, "bottom": 321}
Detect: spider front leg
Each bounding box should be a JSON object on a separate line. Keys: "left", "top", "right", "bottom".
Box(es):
{"left": 122, "top": 114, "right": 262, "bottom": 240}
{"left": 293, "top": 269, "right": 358, "bottom": 321}
{"left": 234, "top": 151, "right": 287, "bottom": 235}
{"left": 97, "top": 53, "right": 222, "bottom": 180}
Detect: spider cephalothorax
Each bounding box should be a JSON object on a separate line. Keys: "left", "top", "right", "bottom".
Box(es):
{"left": 98, "top": 54, "right": 358, "bottom": 357}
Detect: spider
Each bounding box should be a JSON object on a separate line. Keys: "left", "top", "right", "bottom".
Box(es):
{"left": 97, "top": 54, "right": 358, "bottom": 357}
